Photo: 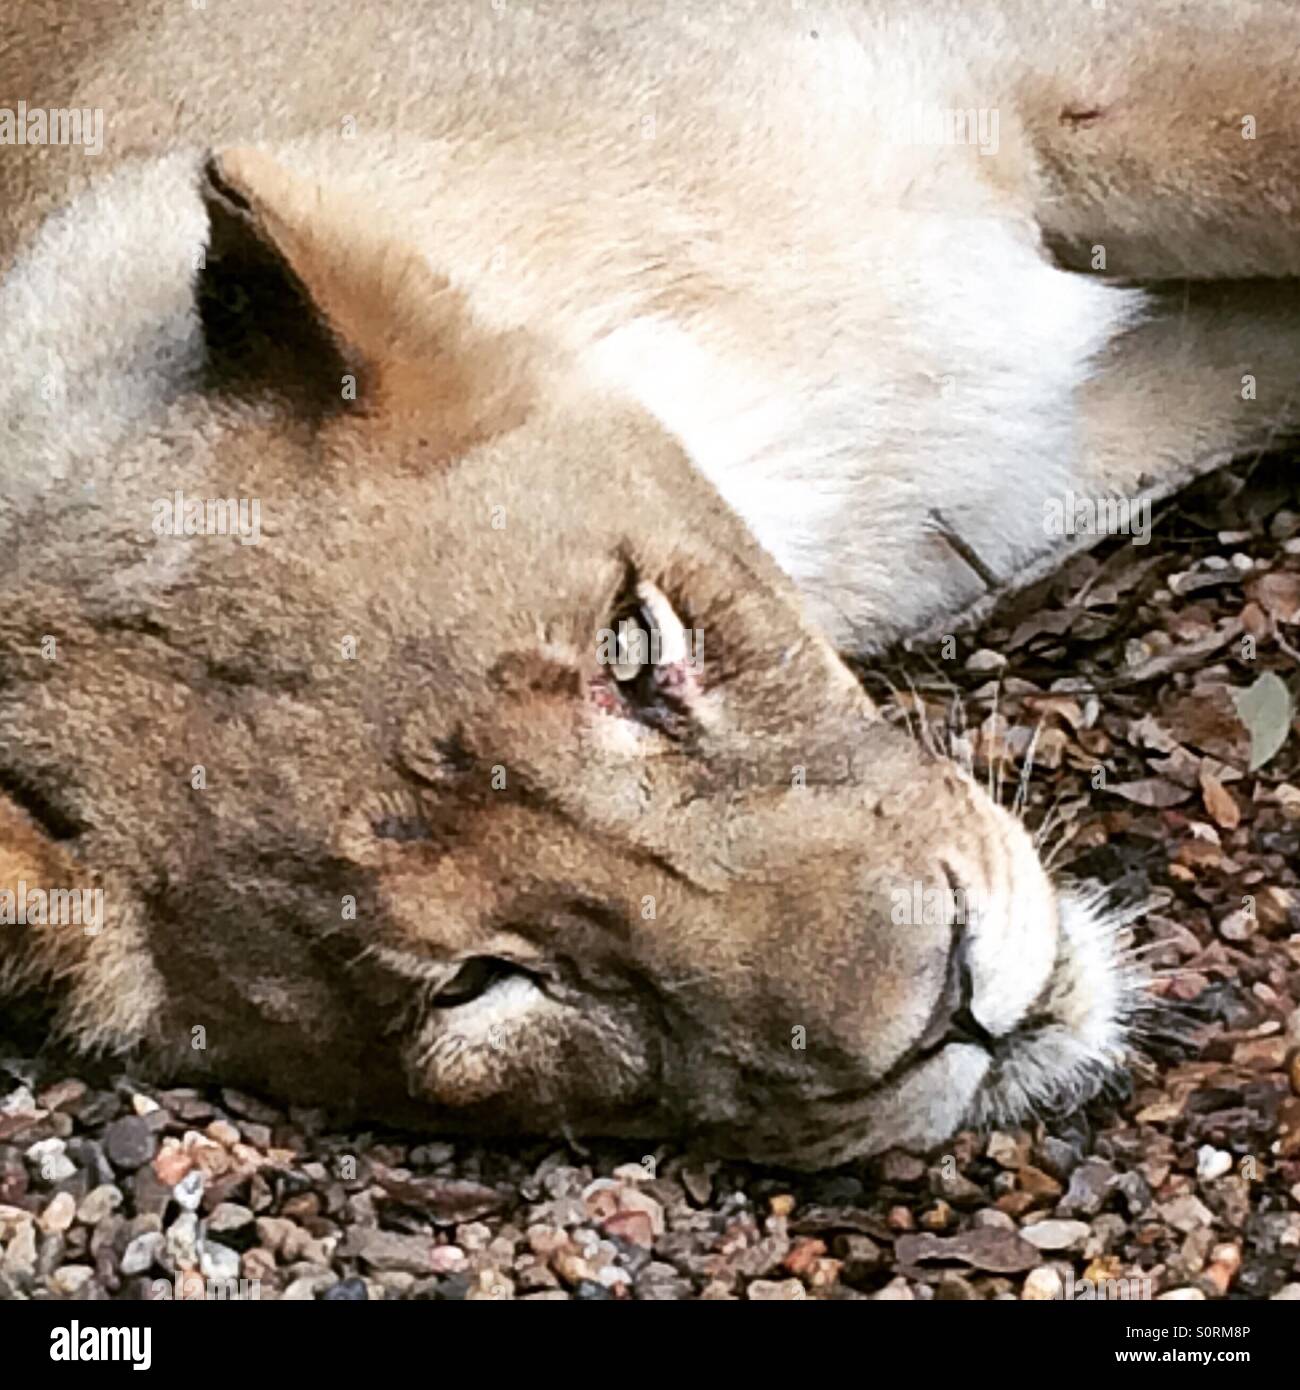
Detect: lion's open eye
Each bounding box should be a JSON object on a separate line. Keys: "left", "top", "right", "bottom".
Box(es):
{"left": 603, "top": 579, "right": 694, "bottom": 703}
{"left": 609, "top": 602, "right": 656, "bottom": 688}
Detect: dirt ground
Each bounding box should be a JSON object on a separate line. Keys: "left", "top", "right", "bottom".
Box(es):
{"left": 2, "top": 459, "right": 1298, "bottom": 1301}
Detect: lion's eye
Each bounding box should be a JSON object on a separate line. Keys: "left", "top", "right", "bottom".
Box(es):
{"left": 431, "top": 957, "right": 517, "bottom": 1008}
{"left": 602, "top": 579, "right": 693, "bottom": 700}
{"left": 610, "top": 604, "right": 656, "bottom": 686}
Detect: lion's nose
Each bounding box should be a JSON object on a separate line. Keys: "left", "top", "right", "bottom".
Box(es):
{"left": 912, "top": 908, "right": 1005, "bottom": 1056}
{"left": 946, "top": 803, "right": 1062, "bottom": 1039}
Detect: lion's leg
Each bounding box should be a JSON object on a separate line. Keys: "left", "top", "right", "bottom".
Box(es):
{"left": 913, "top": 279, "right": 1300, "bottom": 644}
{"left": 1003, "top": 4, "right": 1300, "bottom": 280}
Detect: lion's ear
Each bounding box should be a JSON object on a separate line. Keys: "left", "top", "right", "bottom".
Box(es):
{"left": 200, "top": 147, "right": 532, "bottom": 451}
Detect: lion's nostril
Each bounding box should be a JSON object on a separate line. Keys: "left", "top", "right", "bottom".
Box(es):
{"left": 944, "top": 1003, "right": 998, "bottom": 1051}
{"left": 935, "top": 957, "right": 1000, "bottom": 1053}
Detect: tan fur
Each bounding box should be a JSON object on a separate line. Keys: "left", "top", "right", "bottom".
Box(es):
{"left": 1, "top": 1, "right": 1296, "bottom": 1164}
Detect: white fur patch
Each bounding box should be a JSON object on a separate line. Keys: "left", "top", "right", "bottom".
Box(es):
{"left": 0, "top": 156, "right": 206, "bottom": 503}
{"left": 969, "top": 886, "right": 1136, "bottom": 1129}
{"left": 585, "top": 232, "right": 1140, "bottom": 649}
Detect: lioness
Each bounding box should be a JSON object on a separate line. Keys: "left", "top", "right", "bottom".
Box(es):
{"left": 2, "top": 1, "right": 1298, "bottom": 1167}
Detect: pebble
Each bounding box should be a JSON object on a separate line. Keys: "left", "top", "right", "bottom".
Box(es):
{"left": 77, "top": 1184, "right": 123, "bottom": 1226}
{"left": 26, "top": 1138, "right": 76, "bottom": 1184}
{"left": 65, "top": 1139, "right": 115, "bottom": 1188}
{"left": 205, "top": 1120, "right": 241, "bottom": 1147}
{"left": 1018, "top": 1165, "right": 1063, "bottom": 1200}
{"left": 282, "top": 1272, "right": 337, "bottom": 1300}
{"left": 886, "top": 1205, "right": 914, "bottom": 1232}
{"left": 37, "top": 1080, "right": 87, "bottom": 1112}
{"left": 242, "top": 1248, "right": 277, "bottom": 1287}
{"left": 0, "top": 1085, "right": 37, "bottom": 1116}
{"left": 1022, "top": 1266, "right": 1064, "bottom": 1300}
{"left": 103, "top": 1116, "right": 157, "bottom": 1171}
{"left": 467, "top": 1269, "right": 515, "bottom": 1300}
{"left": 1019, "top": 1220, "right": 1091, "bottom": 1252}
{"left": 152, "top": 1142, "right": 194, "bottom": 1187}
{"left": 456, "top": 1221, "right": 492, "bottom": 1251}
{"left": 553, "top": 1249, "right": 598, "bottom": 1286}
{"left": 120, "top": 1232, "right": 166, "bottom": 1276}
{"left": 429, "top": 1245, "right": 467, "bottom": 1274}
{"left": 931, "top": 1169, "right": 985, "bottom": 1207}
{"left": 833, "top": 1233, "right": 882, "bottom": 1280}
{"left": 1196, "top": 1146, "right": 1233, "bottom": 1181}
{"left": 50, "top": 1264, "right": 95, "bottom": 1295}
{"left": 199, "top": 1240, "right": 241, "bottom": 1283}
{"left": 342, "top": 1227, "right": 436, "bottom": 1275}
{"left": 985, "top": 1131, "right": 1023, "bottom": 1168}
{"left": 37, "top": 1192, "right": 77, "bottom": 1235}
{"left": 173, "top": 1169, "right": 205, "bottom": 1212}
{"left": 130, "top": 1165, "right": 172, "bottom": 1218}
{"left": 1160, "top": 1195, "right": 1215, "bottom": 1234}
{"left": 208, "top": 1202, "right": 255, "bottom": 1233}
{"left": 746, "top": 1277, "right": 806, "bottom": 1300}
{"left": 971, "top": 1209, "right": 1016, "bottom": 1231}
{"left": 1035, "top": 1136, "right": 1083, "bottom": 1180}
{"left": 1113, "top": 1171, "right": 1153, "bottom": 1218}
{"left": 1058, "top": 1160, "right": 1115, "bottom": 1217}
{"left": 783, "top": 1236, "right": 827, "bottom": 1275}
{"left": 597, "top": 1263, "right": 632, "bottom": 1291}
{"left": 166, "top": 1212, "right": 199, "bottom": 1269}
{"left": 634, "top": 1261, "right": 690, "bottom": 1300}
{"left": 2, "top": 1220, "right": 37, "bottom": 1279}
{"left": 323, "top": 1277, "right": 368, "bottom": 1301}
{"left": 879, "top": 1151, "right": 925, "bottom": 1184}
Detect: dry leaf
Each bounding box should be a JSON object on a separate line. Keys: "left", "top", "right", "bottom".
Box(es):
{"left": 1109, "top": 778, "right": 1192, "bottom": 808}
{"left": 1249, "top": 571, "right": 1300, "bottom": 624}
{"left": 1161, "top": 688, "right": 1250, "bottom": 765}
{"left": 1199, "top": 773, "right": 1241, "bottom": 830}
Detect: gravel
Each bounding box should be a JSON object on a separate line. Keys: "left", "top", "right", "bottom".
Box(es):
{"left": 1, "top": 460, "right": 1298, "bottom": 1301}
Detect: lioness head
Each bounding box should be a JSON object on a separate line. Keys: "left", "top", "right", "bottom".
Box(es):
{"left": 0, "top": 150, "right": 1135, "bottom": 1167}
